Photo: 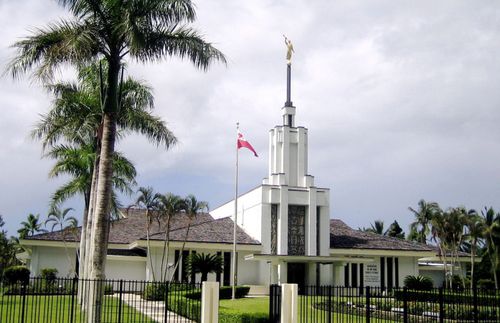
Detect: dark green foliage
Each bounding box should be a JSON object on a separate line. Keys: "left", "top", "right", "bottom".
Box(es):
{"left": 477, "top": 279, "right": 495, "bottom": 289}
{"left": 104, "top": 284, "right": 114, "bottom": 295}
{"left": 40, "top": 268, "right": 58, "bottom": 285}
{"left": 184, "top": 286, "right": 250, "bottom": 300}
{"left": 143, "top": 282, "right": 168, "bottom": 301}
{"left": 0, "top": 216, "right": 19, "bottom": 276}
{"left": 187, "top": 253, "right": 223, "bottom": 282}
{"left": 3, "top": 266, "right": 30, "bottom": 285}
{"left": 218, "top": 312, "right": 269, "bottom": 323}
{"left": 403, "top": 275, "right": 433, "bottom": 290}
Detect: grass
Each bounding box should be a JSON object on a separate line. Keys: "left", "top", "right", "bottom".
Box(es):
{"left": 219, "top": 296, "right": 269, "bottom": 315}
{"left": 0, "top": 294, "right": 155, "bottom": 323}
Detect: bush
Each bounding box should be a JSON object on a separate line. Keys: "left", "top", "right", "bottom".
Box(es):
{"left": 219, "top": 311, "right": 268, "bottom": 323}
{"left": 450, "top": 274, "right": 464, "bottom": 291}
{"left": 403, "top": 275, "right": 433, "bottom": 290}
{"left": 104, "top": 284, "right": 114, "bottom": 295}
{"left": 3, "top": 266, "right": 30, "bottom": 285}
{"left": 477, "top": 279, "right": 495, "bottom": 289}
{"left": 143, "top": 282, "right": 169, "bottom": 301}
{"left": 40, "top": 268, "right": 58, "bottom": 285}
{"left": 184, "top": 286, "right": 250, "bottom": 300}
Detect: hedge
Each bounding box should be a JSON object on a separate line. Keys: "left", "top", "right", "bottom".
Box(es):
{"left": 393, "top": 289, "right": 500, "bottom": 306}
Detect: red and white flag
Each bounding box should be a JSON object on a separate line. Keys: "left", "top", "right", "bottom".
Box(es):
{"left": 237, "top": 132, "right": 258, "bottom": 157}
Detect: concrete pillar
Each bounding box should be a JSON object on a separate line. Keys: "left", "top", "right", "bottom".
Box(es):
{"left": 271, "top": 263, "right": 279, "bottom": 284}
{"left": 201, "top": 281, "right": 219, "bottom": 323}
{"left": 281, "top": 283, "right": 298, "bottom": 323}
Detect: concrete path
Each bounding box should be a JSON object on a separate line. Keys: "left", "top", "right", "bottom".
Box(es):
{"left": 114, "top": 293, "right": 194, "bottom": 323}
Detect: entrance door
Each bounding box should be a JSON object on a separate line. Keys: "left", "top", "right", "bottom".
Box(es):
{"left": 287, "top": 262, "right": 306, "bottom": 293}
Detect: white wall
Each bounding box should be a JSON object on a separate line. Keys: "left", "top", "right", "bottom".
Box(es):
{"left": 31, "top": 246, "right": 77, "bottom": 277}
{"left": 106, "top": 257, "right": 146, "bottom": 281}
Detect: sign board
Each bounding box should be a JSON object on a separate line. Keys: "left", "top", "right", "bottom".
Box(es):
{"left": 364, "top": 263, "right": 380, "bottom": 287}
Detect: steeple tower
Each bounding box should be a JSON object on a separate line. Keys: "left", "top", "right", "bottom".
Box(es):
{"left": 263, "top": 38, "right": 314, "bottom": 188}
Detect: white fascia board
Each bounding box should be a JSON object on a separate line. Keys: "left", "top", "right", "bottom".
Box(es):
{"left": 132, "top": 240, "right": 262, "bottom": 252}
{"left": 107, "top": 255, "right": 147, "bottom": 262}
{"left": 330, "top": 248, "right": 435, "bottom": 258}
{"left": 21, "top": 239, "right": 128, "bottom": 250}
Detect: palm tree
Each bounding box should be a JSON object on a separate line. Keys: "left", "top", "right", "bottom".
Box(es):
{"left": 130, "top": 187, "right": 162, "bottom": 281}
{"left": 386, "top": 221, "right": 405, "bottom": 239}
{"left": 31, "top": 61, "right": 176, "bottom": 302}
{"left": 481, "top": 207, "right": 500, "bottom": 288}
{"left": 409, "top": 199, "right": 440, "bottom": 244}
{"left": 169, "top": 194, "right": 208, "bottom": 281}
{"left": 45, "top": 207, "right": 79, "bottom": 275}
{"left": 187, "top": 253, "right": 222, "bottom": 282}
{"left": 8, "top": 2, "right": 225, "bottom": 320}
{"left": 157, "top": 193, "right": 185, "bottom": 282}
{"left": 369, "top": 220, "right": 385, "bottom": 235}
{"left": 464, "top": 210, "right": 485, "bottom": 289}
{"left": 17, "top": 214, "right": 46, "bottom": 239}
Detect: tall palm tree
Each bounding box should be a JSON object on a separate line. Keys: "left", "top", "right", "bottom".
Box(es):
{"left": 8, "top": 2, "right": 225, "bottom": 320}
{"left": 481, "top": 207, "right": 500, "bottom": 288}
{"left": 32, "top": 61, "right": 176, "bottom": 296}
{"left": 409, "top": 199, "right": 441, "bottom": 244}
{"left": 464, "top": 210, "right": 484, "bottom": 289}
{"left": 169, "top": 194, "right": 208, "bottom": 282}
{"left": 45, "top": 207, "right": 79, "bottom": 275}
{"left": 18, "top": 214, "right": 46, "bottom": 239}
{"left": 130, "top": 186, "right": 162, "bottom": 281}
{"left": 157, "top": 193, "right": 185, "bottom": 282}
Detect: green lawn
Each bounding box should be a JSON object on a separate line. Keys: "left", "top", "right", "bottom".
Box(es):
{"left": 0, "top": 294, "right": 155, "bottom": 323}
{"left": 219, "top": 296, "right": 401, "bottom": 323}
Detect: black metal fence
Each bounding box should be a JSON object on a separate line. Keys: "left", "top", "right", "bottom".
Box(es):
{"left": 0, "top": 277, "right": 201, "bottom": 323}
{"left": 271, "top": 285, "right": 500, "bottom": 323}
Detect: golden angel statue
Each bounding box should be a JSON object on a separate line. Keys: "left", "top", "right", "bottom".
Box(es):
{"left": 283, "top": 35, "right": 294, "bottom": 65}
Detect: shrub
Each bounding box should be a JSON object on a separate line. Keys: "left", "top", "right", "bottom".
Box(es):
{"left": 3, "top": 266, "right": 30, "bottom": 285}
{"left": 403, "top": 275, "right": 433, "bottom": 290}
{"left": 40, "top": 268, "right": 58, "bottom": 285}
{"left": 184, "top": 286, "right": 250, "bottom": 300}
{"left": 450, "top": 274, "right": 464, "bottom": 291}
{"left": 143, "top": 282, "right": 169, "bottom": 301}
{"left": 477, "top": 279, "right": 495, "bottom": 289}
{"left": 104, "top": 284, "right": 114, "bottom": 295}
{"left": 219, "top": 311, "right": 268, "bottom": 323}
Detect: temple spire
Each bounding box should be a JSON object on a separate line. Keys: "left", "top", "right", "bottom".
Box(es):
{"left": 283, "top": 35, "right": 295, "bottom": 127}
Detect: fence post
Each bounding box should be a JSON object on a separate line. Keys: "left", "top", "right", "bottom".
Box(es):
{"left": 472, "top": 284, "right": 478, "bottom": 323}
{"left": 281, "top": 284, "right": 298, "bottom": 323}
{"left": 403, "top": 287, "right": 408, "bottom": 323}
{"left": 117, "top": 280, "right": 123, "bottom": 323}
{"left": 327, "top": 286, "right": 332, "bottom": 323}
{"left": 163, "top": 281, "right": 169, "bottom": 323}
{"left": 70, "top": 277, "right": 77, "bottom": 323}
{"left": 20, "top": 281, "right": 27, "bottom": 323}
{"left": 201, "top": 281, "right": 219, "bottom": 323}
{"left": 439, "top": 287, "right": 444, "bottom": 323}
{"left": 365, "top": 286, "right": 370, "bottom": 323}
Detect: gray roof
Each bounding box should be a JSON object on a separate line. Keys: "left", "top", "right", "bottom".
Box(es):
{"left": 25, "top": 209, "right": 260, "bottom": 246}
{"left": 330, "top": 219, "right": 434, "bottom": 252}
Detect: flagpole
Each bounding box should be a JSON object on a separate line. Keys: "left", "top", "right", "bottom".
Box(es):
{"left": 232, "top": 122, "right": 239, "bottom": 300}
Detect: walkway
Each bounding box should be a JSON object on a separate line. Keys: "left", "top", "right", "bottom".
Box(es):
{"left": 114, "top": 293, "right": 193, "bottom": 323}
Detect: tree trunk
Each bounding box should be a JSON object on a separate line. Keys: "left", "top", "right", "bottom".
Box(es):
{"left": 169, "top": 216, "right": 193, "bottom": 282}
{"left": 145, "top": 209, "right": 156, "bottom": 281}
{"left": 88, "top": 58, "right": 119, "bottom": 323}
{"left": 82, "top": 153, "right": 99, "bottom": 309}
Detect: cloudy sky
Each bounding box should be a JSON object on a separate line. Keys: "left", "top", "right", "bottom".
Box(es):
{"left": 1, "top": 0, "right": 500, "bottom": 236}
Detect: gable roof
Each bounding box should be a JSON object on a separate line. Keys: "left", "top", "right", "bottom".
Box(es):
{"left": 330, "top": 219, "right": 433, "bottom": 252}
{"left": 24, "top": 209, "right": 260, "bottom": 246}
